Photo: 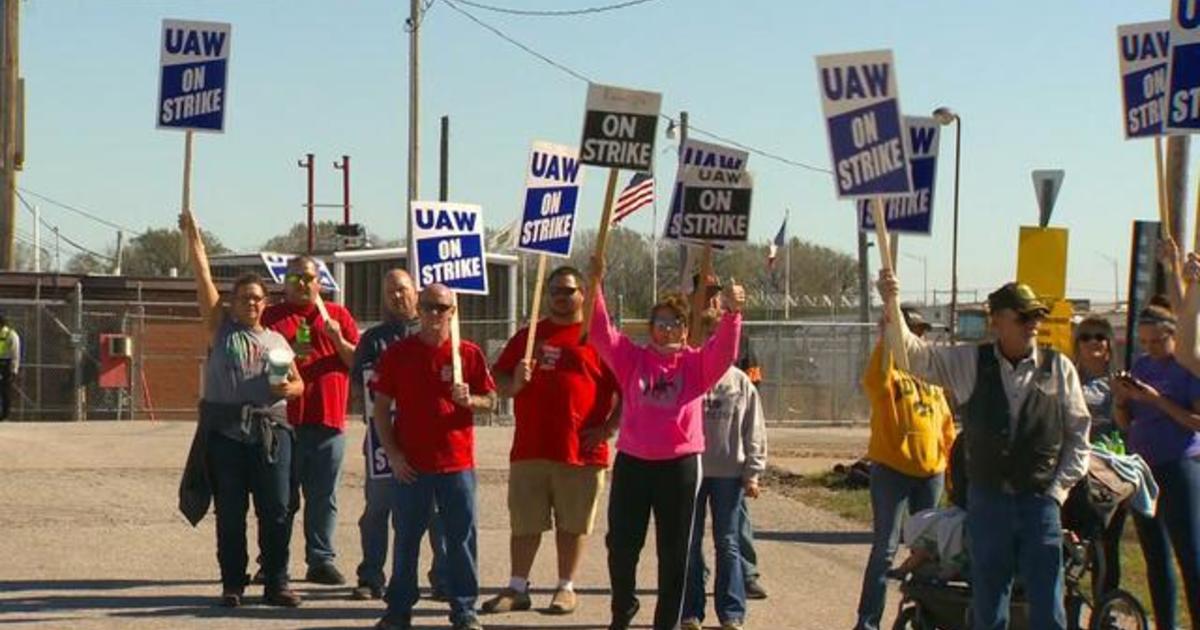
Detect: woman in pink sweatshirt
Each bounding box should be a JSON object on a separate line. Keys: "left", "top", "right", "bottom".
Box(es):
{"left": 588, "top": 258, "right": 743, "bottom": 630}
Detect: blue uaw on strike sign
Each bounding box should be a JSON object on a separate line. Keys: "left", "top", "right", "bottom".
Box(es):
{"left": 516, "top": 141, "right": 584, "bottom": 258}
{"left": 259, "top": 253, "right": 340, "bottom": 293}
{"left": 1119, "top": 21, "right": 1171, "bottom": 139}
{"left": 858, "top": 116, "right": 940, "bottom": 235}
{"left": 816, "top": 49, "right": 912, "bottom": 199}
{"left": 665, "top": 138, "right": 748, "bottom": 243}
{"left": 411, "top": 201, "right": 489, "bottom": 295}
{"left": 1168, "top": 1, "right": 1200, "bottom": 132}
{"left": 157, "top": 19, "right": 231, "bottom": 132}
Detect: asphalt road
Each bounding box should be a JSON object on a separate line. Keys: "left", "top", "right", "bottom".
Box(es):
{"left": 0, "top": 421, "right": 881, "bottom": 629}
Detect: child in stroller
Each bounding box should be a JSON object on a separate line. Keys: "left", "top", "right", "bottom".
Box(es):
{"left": 888, "top": 445, "right": 1151, "bottom": 630}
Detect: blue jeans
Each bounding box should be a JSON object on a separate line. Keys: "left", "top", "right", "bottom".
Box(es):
{"left": 738, "top": 496, "right": 759, "bottom": 581}
{"left": 1132, "top": 455, "right": 1200, "bottom": 630}
{"left": 853, "top": 463, "right": 943, "bottom": 630}
{"left": 387, "top": 470, "right": 479, "bottom": 625}
{"left": 967, "top": 485, "right": 1065, "bottom": 630}
{"left": 355, "top": 459, "right": 448, "bottom": 589}
{"left": 294, "top": 425, "right": 346, "bottom": 567}
{"left": 684, "top": 477, "right": 746, "bottom": 624}
{"left": 208, "top": 429, "right": 293, "bottom": 592}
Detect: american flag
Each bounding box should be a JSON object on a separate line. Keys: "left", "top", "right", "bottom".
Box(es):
{"left": 611, "top": 172, "right": 654, "bottom": 224}
{"left": 768, "top": 215, "right": 787, "bottom": 269}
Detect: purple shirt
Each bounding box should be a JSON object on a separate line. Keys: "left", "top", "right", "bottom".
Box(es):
{"left": 1128, "top": 355, "right": 1200, "bottom": 466}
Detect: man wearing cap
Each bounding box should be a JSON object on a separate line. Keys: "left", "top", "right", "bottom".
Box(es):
{"left": 877, "top": 271, "right": 1090, "bottom": 630}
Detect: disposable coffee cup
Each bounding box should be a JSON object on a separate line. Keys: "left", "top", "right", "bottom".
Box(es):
{"left": 267, "top": 347, "right": 294, "bottom": 385}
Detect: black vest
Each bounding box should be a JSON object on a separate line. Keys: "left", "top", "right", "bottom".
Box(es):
{"left": 963, "top": 344, "right": 1064, "bottom": 494}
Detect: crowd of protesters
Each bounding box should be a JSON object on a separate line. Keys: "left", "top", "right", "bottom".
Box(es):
{"left": 177, "top": 210, "right": 768, "bottom": 630}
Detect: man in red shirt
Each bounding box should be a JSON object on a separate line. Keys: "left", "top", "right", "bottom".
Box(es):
{"left": 481, "top": 266, "right": 619, "bottom": 616}
{"left": 370, "top": 283, "right": 497, "bottom": 630}
{"left": 261, "top": 255, "right": 360, "bottom": 585}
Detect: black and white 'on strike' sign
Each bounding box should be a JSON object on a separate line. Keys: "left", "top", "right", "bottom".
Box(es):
{"left": 579, "top": 83, "right": 662, "bottom": 171}
{"left": 678, "top": 166, "right": 753, "bottom": 242}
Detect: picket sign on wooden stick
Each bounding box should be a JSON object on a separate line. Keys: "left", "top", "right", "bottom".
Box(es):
{"left": 179, "top": 130, "right": 194, "bottom": 266}
{"left": 523, "top": 253, "right": 549, "bottom": 363}
{"left": 580, "top": 168, "right": 621, "bottom": 340}
{"left": 450, "top": 307, "right": 464, "bottom": 385}
{"left": 313, "top": 291, "right": 332, "bottom": 324}
{"left": 871, "top": 198, "right": 910, "bottom": 372}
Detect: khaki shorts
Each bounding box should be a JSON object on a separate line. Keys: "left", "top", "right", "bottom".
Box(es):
{"left": 508, "top": 459, "right": 606, "bottom": 536}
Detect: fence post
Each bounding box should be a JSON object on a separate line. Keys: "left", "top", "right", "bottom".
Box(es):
{"left": 34, "top": 277, "right": 42, "bottom": 419}
{"left": 73, "top": 282, "right": 84, "bottom": 422}
{"left": 773, "top": 323, "right": 784, "bottom": 423}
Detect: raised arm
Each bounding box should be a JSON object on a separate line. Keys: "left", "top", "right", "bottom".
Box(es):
{"left": 587, "top": 256, "right": 635, "bottom": 375}
{"left": 1175, "top": 252, "right": 1200, "bottom": 376}
{"left": 179, "top": 211, "right": 222, "bottom": 336}
{"left": 696, "top": 283, "right": 745, "bottom": 392}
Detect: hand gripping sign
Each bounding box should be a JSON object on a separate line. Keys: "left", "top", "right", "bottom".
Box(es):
{"left": 517, "top": 142, "right": 585, "bottom": 258}
{"left": 815, "top": 50, "right": 912, "bottom": 199}
{"left": 1119, "top": 21, "right": 1171, "bottom": 138}
{"left": 858, "top": 116, "right": 940, "bottom": 235}
{"left": 157, "top": 19, "right": 231, "bottom": 132}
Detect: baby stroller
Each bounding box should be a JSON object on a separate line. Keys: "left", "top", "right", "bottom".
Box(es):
{"left": 890, "top": 448, "right": 1149, "bottom": 630}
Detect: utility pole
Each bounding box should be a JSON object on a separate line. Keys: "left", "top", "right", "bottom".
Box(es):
{"left": 113, "top": 231, "right": 123, "bottom": 275}
{"left": 406, "top": 0, "right": 420, "bottom": 273}
{"left": 298, "top": 153, "right": 314, "bottom": 253}
{"left": 857, "top": 230, "right": 870, "bottom": 323}
{"left": 32, "top": 203, "right": 38, "bottom": 272}
{"left": 439, "top": 115, "right": 448, "bottom": 202}
{"left": 0, "top": 0, "right": 20, "bottom": 269}
{"left": 1166, "top": 136, "right": 1188, "bottom": 246}
{"left": 333, "top": 155, "right": 350, "bottom": 225}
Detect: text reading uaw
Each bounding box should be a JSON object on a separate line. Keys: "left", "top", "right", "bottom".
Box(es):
{"left": 160, "top": 28, "right": 227, "bottom": 124}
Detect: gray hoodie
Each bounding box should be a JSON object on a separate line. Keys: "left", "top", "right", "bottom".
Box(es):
{"left": 701, "top": 366, "right": 767, "bottom": 480}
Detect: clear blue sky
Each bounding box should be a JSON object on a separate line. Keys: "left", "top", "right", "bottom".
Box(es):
{"left": 16, "top": 1, "right": 1172, "bottom": 302}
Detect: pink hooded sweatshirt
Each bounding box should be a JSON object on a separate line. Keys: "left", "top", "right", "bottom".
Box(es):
{"left": 589, "top": 288, "right": 742, "bottom": 461}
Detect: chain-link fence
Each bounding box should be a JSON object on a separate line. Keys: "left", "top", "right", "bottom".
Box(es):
{"left": 741, "top": 321, "right": 875, "bottom": 425}
{"left": 4, "top": 291, "right": 877, "bottom": 425}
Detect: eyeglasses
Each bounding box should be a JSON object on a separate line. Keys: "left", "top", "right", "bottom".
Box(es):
{"left": 419, "top": 302, "right": 453, "bottom": 315}
{"left": 285, "top": 272, "right": 318, "bottom": 285}
{"left": 549, "top": 286, "right": 580, "bottom": 297}
{"left": 652, "top": 317, "right": 684, "bottom": 330}
{"left": 1078, "top": 333, "right": 1108, "bottom": 343}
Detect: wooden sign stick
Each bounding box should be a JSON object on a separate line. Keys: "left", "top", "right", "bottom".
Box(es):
{"left": 523, "top": 253, "right": 548, "bottom": 363}
{"left": 688, "top": 242, "right": 714, "bottom": 346}
{"left": 179, "top": 130, "right": 194, "bottom": 266}
{"left": 1155, "top": 136, "right": 1173, "bottom": 242}
{"left": 450, "top": 307, "right": 463, "bottom": 385}
{"left": 871, "top": 197, "right": 909, "bottom": 371}
{"left": 580, "top": 167, "right": 621, "bottom": 339}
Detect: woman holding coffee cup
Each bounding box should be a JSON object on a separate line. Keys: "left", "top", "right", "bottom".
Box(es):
{"left": 177, "top": 209, "right": 305, "bottom": 609}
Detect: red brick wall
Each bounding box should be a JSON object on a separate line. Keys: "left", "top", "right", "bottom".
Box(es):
{"left": 136, "top": 320, "right": 207, "bottom": 420}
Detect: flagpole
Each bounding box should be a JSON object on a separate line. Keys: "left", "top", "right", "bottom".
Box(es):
{"left": 651, "top": 185, "right": 659, "bottom": 300}
{"left": 783, "top": 209, "right": 791, "bottom": 321}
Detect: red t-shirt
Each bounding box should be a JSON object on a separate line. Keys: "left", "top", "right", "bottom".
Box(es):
{"left": 493, "top": 319, "right": 618, "bottom": 467}
{"left": 369, "top": 335, "right": 496, "bottom": 474}
{"left": 262, "top": 300, "right": 360, "bottom": 430}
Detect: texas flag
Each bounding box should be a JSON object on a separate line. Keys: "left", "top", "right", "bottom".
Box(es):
{"left": 768, "top": 215, "right": 787, "bottom": 269}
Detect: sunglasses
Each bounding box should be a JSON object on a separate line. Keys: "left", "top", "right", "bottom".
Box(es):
{"left": 1016, "top": 311, "right": 1046, "bottom": 324}
{"left": 550, "top": 286, "right": 580, "bottom": 297}
{"left": 285, "top": 272, "right": 318, "bottom": 285}
{"left": 1078, "top": 333, "right": 1108, "bottom": 343}
{"left": 652, "top": 317, "right": 684, "bottom": 330}
{"left": 419, "top": 302, "right": 453, "bottom": 315}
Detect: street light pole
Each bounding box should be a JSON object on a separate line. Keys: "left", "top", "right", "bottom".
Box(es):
{"left": 933, "top": 106, "right": 961, "bottom": 341}
{"left": 903, "top": 252, "right": 928, "bottom": 305}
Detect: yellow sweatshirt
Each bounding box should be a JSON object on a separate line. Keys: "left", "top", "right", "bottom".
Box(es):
{"left": 863, "top": 343, "right": 957, "bottom": 478}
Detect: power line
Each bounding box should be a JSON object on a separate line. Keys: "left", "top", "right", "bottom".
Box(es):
{"left": 440, "top": 0, "right": 831, "bottom": 175}
{"left": 17, "top": 187, "right": 142, "bottom": 234}
{"left": 441, "top": 0, "right": 593, "bottom": 83}
{"left": 454, "top": 0, "right": 661, "bottom": 17}
{"left": 15, "top": 191, "right": 115, "bottom": 261}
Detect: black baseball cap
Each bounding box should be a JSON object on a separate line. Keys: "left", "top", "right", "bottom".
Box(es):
{"left": 987, "top": 282, "right": 1048, "bottom": 316}
{"left": 900, "top": 305, "right": 931, "bottom": 333}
